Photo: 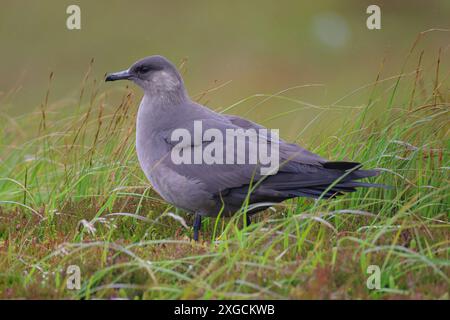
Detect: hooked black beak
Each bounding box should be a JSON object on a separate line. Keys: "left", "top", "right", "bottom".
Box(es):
{"left": 105, "top": 70, "right": 132, "bottom": 82}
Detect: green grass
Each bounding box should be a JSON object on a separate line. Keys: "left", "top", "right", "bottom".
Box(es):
{"left": 0, "top": 45, "right": 448, "bottom": 299}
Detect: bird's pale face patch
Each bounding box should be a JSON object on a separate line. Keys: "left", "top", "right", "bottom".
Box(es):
{"left": 151, "top": 70, "right": 181, "bottom": 91}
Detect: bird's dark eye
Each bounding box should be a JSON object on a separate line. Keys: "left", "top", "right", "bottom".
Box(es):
{"left": 138, "top": 66, "right": 151, "bottom": 73}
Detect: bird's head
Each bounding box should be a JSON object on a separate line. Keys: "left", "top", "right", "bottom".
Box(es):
{"left": 106, "top": 55, "right": 185, "bottom": 97}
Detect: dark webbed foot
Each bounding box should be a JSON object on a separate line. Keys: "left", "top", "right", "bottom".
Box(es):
{"left": 193, "top": 214, "right": 202, "bottom": 241}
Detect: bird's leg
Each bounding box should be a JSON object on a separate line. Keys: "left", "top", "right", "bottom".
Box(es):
{"left": 193, "top": 214, "right": 202, "bottom": 241}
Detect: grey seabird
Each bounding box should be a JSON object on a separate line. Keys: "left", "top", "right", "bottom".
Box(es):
{"left": 106, "top": 55, "right": 383, "bottom": 241}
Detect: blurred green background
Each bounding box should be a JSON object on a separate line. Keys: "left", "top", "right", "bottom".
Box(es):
{"left": 0, "top": 0, "right": 448, "bottom": 139}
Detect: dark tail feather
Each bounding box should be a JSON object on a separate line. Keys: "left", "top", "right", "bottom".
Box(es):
{"left": 323, "top": 161, "right": 380, "bottom": 178}
{"left": 322, "top": 161, "right": 361, "bottom": 170}
{"left": 281, "top": 165, "right": 388, "bottom": 199}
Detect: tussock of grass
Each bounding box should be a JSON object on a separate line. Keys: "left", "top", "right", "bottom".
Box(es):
{"left": 0, "top": 35, "right": 449, "bottom": 299}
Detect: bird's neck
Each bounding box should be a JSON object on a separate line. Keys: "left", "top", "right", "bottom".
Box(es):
{"left": 137, "top": 90, "right": 191, "bottom": 132}
{"left": 144, "top": 87, "right": 189, "bottom": 107}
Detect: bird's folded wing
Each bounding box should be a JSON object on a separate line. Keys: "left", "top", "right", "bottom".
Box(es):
{"left": 225, "top": 113, "right": 326, "bottom": 167}
{"left": 159, "top": 117, "right": 328, "bottom": 194}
